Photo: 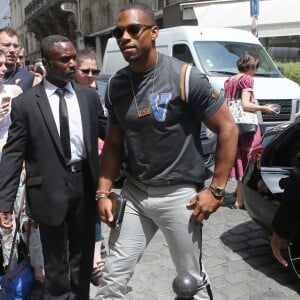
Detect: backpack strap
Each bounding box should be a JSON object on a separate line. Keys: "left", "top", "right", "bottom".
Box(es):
{"left": 180, "top": 64, "right": 192, "bottom": 102}
{"left": 5, "top": 184, "right": 29, "bottom": 275}
{"left": 106, "top": 74, "right": 115, "bottom": 106}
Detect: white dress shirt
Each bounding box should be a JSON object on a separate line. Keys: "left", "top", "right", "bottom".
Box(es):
{"left": 43, "top": 79, "right": 86, "bottom": 162}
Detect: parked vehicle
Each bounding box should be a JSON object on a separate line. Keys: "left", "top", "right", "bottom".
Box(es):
{"left": 102, "top": 26, "right": 300, "bottom": 133}
{"left": 242, "top": 120, "right": 300, "bottom": 279}
{"left": 95, "top": 74, "right": 216, "bottom": 169}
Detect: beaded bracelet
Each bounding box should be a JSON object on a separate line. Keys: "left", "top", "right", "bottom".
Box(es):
{"left": 95, "top": 190, "right": 111, "bottom": 201}
{"left": 96, "top": 190, "right": 110, "bottom": 195}
{"left": 95, "top": 194, "right": 109, "bottom": 201}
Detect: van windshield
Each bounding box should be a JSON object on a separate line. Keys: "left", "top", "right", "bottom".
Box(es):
{"left": 194, "top": 41, "right": 282, "bottom": 78}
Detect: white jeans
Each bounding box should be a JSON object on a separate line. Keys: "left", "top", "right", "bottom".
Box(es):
{"left": 96, "top": 178, "right": 211, "bottom": 300}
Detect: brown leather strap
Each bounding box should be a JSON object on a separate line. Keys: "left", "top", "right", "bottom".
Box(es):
{"left": 26, "top": 218, "right": 32, "bottom": 250}
{"left": 5, "top": 260, "right": 27, "bottom": 285}
{"left": 5, "top": 184, "right": 31, "bottom": 276}
{"left": 106, "top": 74, "right": 115, "bottom": 106}
{"left": 234, "top": 74, "right": 245, "bottom": 100}
{"left": 180, "top": 64, "right": 189, "bottom": 102}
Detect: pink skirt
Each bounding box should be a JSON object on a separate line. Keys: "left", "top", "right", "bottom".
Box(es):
{"left": 229, "top": 126, "right": 261, "bottom": 181}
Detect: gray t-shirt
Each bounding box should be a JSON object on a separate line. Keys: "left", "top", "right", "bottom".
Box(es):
{"left": 106, "top": 53, "right": 223, "bottom": 185}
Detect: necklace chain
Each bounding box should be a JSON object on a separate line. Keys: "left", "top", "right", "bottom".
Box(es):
{"left": 130, "top": 53, "right": 158, "bottom": 118}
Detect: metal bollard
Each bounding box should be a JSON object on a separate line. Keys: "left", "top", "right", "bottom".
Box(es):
{"left": 172, "top": 273, "right": 198, "bottom": 300}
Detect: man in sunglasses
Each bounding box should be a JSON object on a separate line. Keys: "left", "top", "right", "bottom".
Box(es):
{"left": 96, "top": 3, "right": 238, "bottom": 299}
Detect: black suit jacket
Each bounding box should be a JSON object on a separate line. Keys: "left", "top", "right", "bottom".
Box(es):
{"left": 0, "top": 82, "right": 106, "bottom": 226}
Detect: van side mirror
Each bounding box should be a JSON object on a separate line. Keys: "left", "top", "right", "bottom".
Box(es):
{"left": 277, "top": 66, "right": 284, "bottom": 75}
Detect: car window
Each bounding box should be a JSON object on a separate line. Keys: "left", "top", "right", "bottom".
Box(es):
{"left": 173, "top": 44, "right": 195, "bottom": 65}
{"left": 194, "top": 41, "right": 282, "bottom": 77}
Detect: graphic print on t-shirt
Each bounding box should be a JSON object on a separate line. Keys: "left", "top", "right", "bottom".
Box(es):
{"left": 150, "top": 92, "right": 172, "bottom": 122}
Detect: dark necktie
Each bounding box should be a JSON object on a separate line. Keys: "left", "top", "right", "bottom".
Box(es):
{"left": 56, "top": 88, "right": 71, "bottom": 161}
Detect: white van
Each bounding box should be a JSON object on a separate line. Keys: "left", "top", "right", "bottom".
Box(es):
{"left": 101, "top": 26, "right": 300, "bottom": 131}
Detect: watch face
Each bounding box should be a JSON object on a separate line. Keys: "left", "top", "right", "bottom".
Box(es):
{"left": 210, "top": 185, "right": 225, "bottom": 198}
{"left": 215, "top": 188, "right": 224, "bottom": 197}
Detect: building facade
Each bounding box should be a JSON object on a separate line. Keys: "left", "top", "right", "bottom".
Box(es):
{"left": 8, "top": 0, "right": 165, "bottom": 64}
{"left": 0, "top": 0, "right": 11, "bottom": 29}
{"left": 9, "top": 0, "right": 199, "bottom": 64}
{"left": 8, "top": 0, "right": 300, "bottom": 65}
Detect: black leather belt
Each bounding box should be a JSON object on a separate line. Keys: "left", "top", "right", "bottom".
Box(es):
{"left": 67, "top": 161, "right": 85, "bottom": 173}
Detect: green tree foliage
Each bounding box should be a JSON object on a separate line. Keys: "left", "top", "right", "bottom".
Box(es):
{"left": 276, "top": 62, "right": 300, "bottom": 85}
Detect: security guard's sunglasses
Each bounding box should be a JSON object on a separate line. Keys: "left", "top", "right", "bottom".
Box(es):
{"left": 112, "top": 23, "right": 154, "bottom": 39}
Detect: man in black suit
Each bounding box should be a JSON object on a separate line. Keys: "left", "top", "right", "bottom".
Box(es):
{"left": 0, "top": 35, "right": 106, "bottom": 299}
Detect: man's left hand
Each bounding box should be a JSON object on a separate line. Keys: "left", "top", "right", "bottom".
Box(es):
{"left": 271, "top": 232, "right": 289, "bottom": 267}
{"left": 186, "top": 188, "right": 222, "bottom": 222}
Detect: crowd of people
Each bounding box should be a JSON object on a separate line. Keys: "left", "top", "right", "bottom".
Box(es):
{"left": 0, "top": 28, "right": 45, "bottom": 299}
{"left": 0, "top": 2, "right": 295, "bottom": 300}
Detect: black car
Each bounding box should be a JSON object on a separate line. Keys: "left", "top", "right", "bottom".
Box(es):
{"left": 95, "top": 74, "right": 217, "bottom": 169}
{"left": 242, "top": 120, "right": 300, "bottom": 279}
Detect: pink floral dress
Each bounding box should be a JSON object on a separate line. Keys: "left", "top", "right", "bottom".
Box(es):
{"left": 224, "top": 75, "right": 261, "bottom": 180}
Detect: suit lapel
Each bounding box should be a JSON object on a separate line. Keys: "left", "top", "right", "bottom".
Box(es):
{"left": 73, "top": 83, "right": 91, "bottom": 156}
{"left": 35, "top": 84, "right": 65, "bottom": 160}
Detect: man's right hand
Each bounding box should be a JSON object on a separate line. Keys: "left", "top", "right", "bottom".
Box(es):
{"left": 0, "top": 212, "right": 13, "bottom": 229}
{"left": 97, "top": 197, "right": 114, "bottom": 226}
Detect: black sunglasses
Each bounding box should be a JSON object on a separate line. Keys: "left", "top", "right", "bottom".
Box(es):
{"left": 112, "top": 23, "right": 154, "bottom": 39}
{"left": 79, "top": 69, "right": 100, "bottom": 75}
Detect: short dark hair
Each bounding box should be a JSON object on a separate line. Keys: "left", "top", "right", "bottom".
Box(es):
{"left": 33, "top": 65, "right": 44, "bottom": 76}
{"left": 0, "top": 27, "right": 18, "bottom": 38}
{"left": 119, "top": 3, "right": 156, "bottom": 25}
{"left": 40, "top": 35, "right": 71, "bottom": 60}
{"left": 76, "top": 47, "right": 97, "bottom": 68}
{"left": 237, "top": 52, "right": 260, "bottom": 72}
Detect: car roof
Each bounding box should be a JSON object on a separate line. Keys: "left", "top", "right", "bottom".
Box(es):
{"left": 96, "top": 73, "right": 114, "bottom": 81}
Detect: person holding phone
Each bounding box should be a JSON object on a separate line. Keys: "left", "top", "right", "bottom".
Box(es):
{"left": 0, "top": 48, "right": 22, "bottom": 148}
{"left": 0, "top": 28, "right": 34, "bottom": 90}
{"left": 0, "top": 48, "right": 22, "bottom": 265}
{"left": 0, "top": 48, "right": 47, "bottom": 299}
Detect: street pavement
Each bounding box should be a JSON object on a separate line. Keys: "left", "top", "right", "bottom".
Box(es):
{"left": 90, "top": 179, "right": 300, "bottom": 300}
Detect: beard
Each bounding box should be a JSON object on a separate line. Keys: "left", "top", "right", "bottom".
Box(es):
{"left": 5, "top": 61, "right": 16, "bottom": 72}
